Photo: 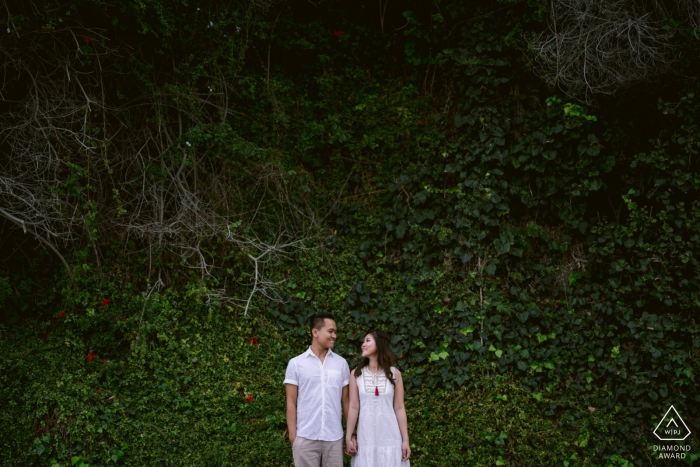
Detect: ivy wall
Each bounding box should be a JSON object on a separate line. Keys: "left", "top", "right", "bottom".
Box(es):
{"left": 1, "top": 0, "right": 699, "bottom": 465}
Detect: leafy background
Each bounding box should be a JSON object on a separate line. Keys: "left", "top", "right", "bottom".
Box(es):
{"left": 1, "top": 0, "right": 699, "bottom": 465}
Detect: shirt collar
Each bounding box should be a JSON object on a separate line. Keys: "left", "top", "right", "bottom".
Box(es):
{"left": 305, "top": 346, "right": 334, "bottom": 359}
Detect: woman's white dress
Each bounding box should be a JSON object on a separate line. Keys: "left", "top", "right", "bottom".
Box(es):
{"left": 351, "top": 367, "right": 410, "bottom": 467}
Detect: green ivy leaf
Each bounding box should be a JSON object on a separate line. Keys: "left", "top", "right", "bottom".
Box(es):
{"left": 34, "top": 438, "right": 45, "bottom": 455}
{"left": 395, "top": 220, "right": 408, "bottom": 239}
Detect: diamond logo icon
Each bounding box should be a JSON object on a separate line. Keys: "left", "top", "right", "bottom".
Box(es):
{"left": 653, "top": 405, "right": 691, "bottom": 441}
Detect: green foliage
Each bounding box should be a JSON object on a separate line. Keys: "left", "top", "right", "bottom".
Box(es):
{"left": 0, "top": 301, "right": 615, "bottom": 466}
{"left": 0, "top": 294, "right": 296, "bottom": 466}
{"left": 0, "top": 276, "right": 11, "bottom": 307}
{"left": 266, "top": 1, "right": 700, "bottom": 463}
{"left": 406, "top": 372, "right": 614, "bottom": 465}
{"left": 2, "top": 0, "right": 700, "bottom": 465}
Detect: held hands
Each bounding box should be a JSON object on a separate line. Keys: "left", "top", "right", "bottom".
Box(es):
{"left": 401, "top": 440, "right": 411, "bottom": 461}
{"left": 344, "top": 434, "right": 357, "bottom": 456}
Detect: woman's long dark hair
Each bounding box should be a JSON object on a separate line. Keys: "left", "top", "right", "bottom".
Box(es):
{"left": 353, "top": 329, "right": 396, "bottom": 387}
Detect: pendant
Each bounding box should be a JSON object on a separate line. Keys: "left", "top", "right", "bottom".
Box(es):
{"left": 375, "top": 386, "right": 379, "bottom": 396}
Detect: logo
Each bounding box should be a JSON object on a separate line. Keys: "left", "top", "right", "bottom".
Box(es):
{"left": 653, "top": 405, "right": 691, "bottom": 441}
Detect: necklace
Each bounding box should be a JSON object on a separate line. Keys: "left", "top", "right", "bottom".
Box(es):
{"left": 366, "top": 367, "right": 382, "bottom": 396}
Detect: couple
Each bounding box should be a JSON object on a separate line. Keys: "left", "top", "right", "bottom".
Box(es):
{"left": 284, "top": 312, "right": 411, "bottom": 467}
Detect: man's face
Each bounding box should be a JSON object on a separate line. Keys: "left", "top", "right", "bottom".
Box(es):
{"left": 313, "top": 319, "right": 337, "bottom": 349}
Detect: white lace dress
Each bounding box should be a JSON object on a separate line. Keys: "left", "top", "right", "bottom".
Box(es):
{"left": 351, "top": 367, "right": 410, "bottom": 467}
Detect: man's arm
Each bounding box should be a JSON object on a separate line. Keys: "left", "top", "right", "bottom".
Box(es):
{"left": 285, "top": 383, "right": 298, "bottom": 444}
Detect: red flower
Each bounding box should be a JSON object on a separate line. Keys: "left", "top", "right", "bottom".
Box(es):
{"left": 249, "top": 337, "right": 259, "bottom": 346}
{"left": 101, "top": 298, "right": 110, "bottom": 309}
{"left": 58, "top": 311, "right": 66, "bottom": 320}
{"left": 192, "top": 89, "right": 198, "bottom": 94}
{"left": 96, "top": 388, "right": 103, "bottom": 393}
{"left": 102, "top": 359, "right": 107, "bottom": 364}
{"left": 85, "top": 353, "right": 97, "bottom": 362}
{"left": 243, "top": 395, "right": 253, "bottom": 402}
{"left": 418, "top": 121, "right": 423, "bottom": 126}
{"left": 333, "top": 31, "right": 343, "bottom": 37}
{"left": 84, "top": 37, "right": 93, "bottom": 44}
{"left": 119, "top": 317, "right": 126, "bottom": 322}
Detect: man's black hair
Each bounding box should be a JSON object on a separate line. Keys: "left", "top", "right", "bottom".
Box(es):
{"left": 310, "top": 312, "right": 335, "bottom": 333}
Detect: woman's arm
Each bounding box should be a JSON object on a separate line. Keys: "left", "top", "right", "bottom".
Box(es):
{"left": 345, "top": 370, "right": 360, "bottom": 455}
{"left": 393, "top": 369, "right": 411, "bottom": 461}
{"left": 342, "top": 385, "right": 350, "bottom": 422}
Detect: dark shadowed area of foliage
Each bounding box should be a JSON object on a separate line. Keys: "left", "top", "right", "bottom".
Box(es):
{"left": 1, "top": 0, "right": 700, "bottom": 466}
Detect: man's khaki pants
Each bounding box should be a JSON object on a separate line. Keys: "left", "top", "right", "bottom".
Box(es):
{"left": 292, "top": 436, "right": 343, "bottom": 467}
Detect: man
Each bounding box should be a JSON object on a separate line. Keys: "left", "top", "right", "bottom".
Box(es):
{"left": 284, "top": 312, "right": 352, "bottom": 467}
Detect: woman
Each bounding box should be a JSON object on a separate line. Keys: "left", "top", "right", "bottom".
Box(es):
{"left": 345, "top": 329, "right": 411, "bottom": 466}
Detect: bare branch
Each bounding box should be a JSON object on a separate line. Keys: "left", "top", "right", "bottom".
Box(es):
{"left": 529, "top": 0, "right": 676, "bottom": 104}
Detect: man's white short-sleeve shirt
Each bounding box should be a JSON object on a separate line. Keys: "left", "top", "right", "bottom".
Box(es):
{"left": 284, "top": 346, "right": 350, "bottom": 441}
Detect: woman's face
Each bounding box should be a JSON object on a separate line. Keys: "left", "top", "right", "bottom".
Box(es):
{"left": 361, "top": 334, "right": 377, "bottom": 357}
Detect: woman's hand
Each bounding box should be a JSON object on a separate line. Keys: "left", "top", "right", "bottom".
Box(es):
{"left": 401, "top": 440, "right": 411, "bottom": 461}
{"left": 344, "top": 435, "right": 357, "bottom": 456}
